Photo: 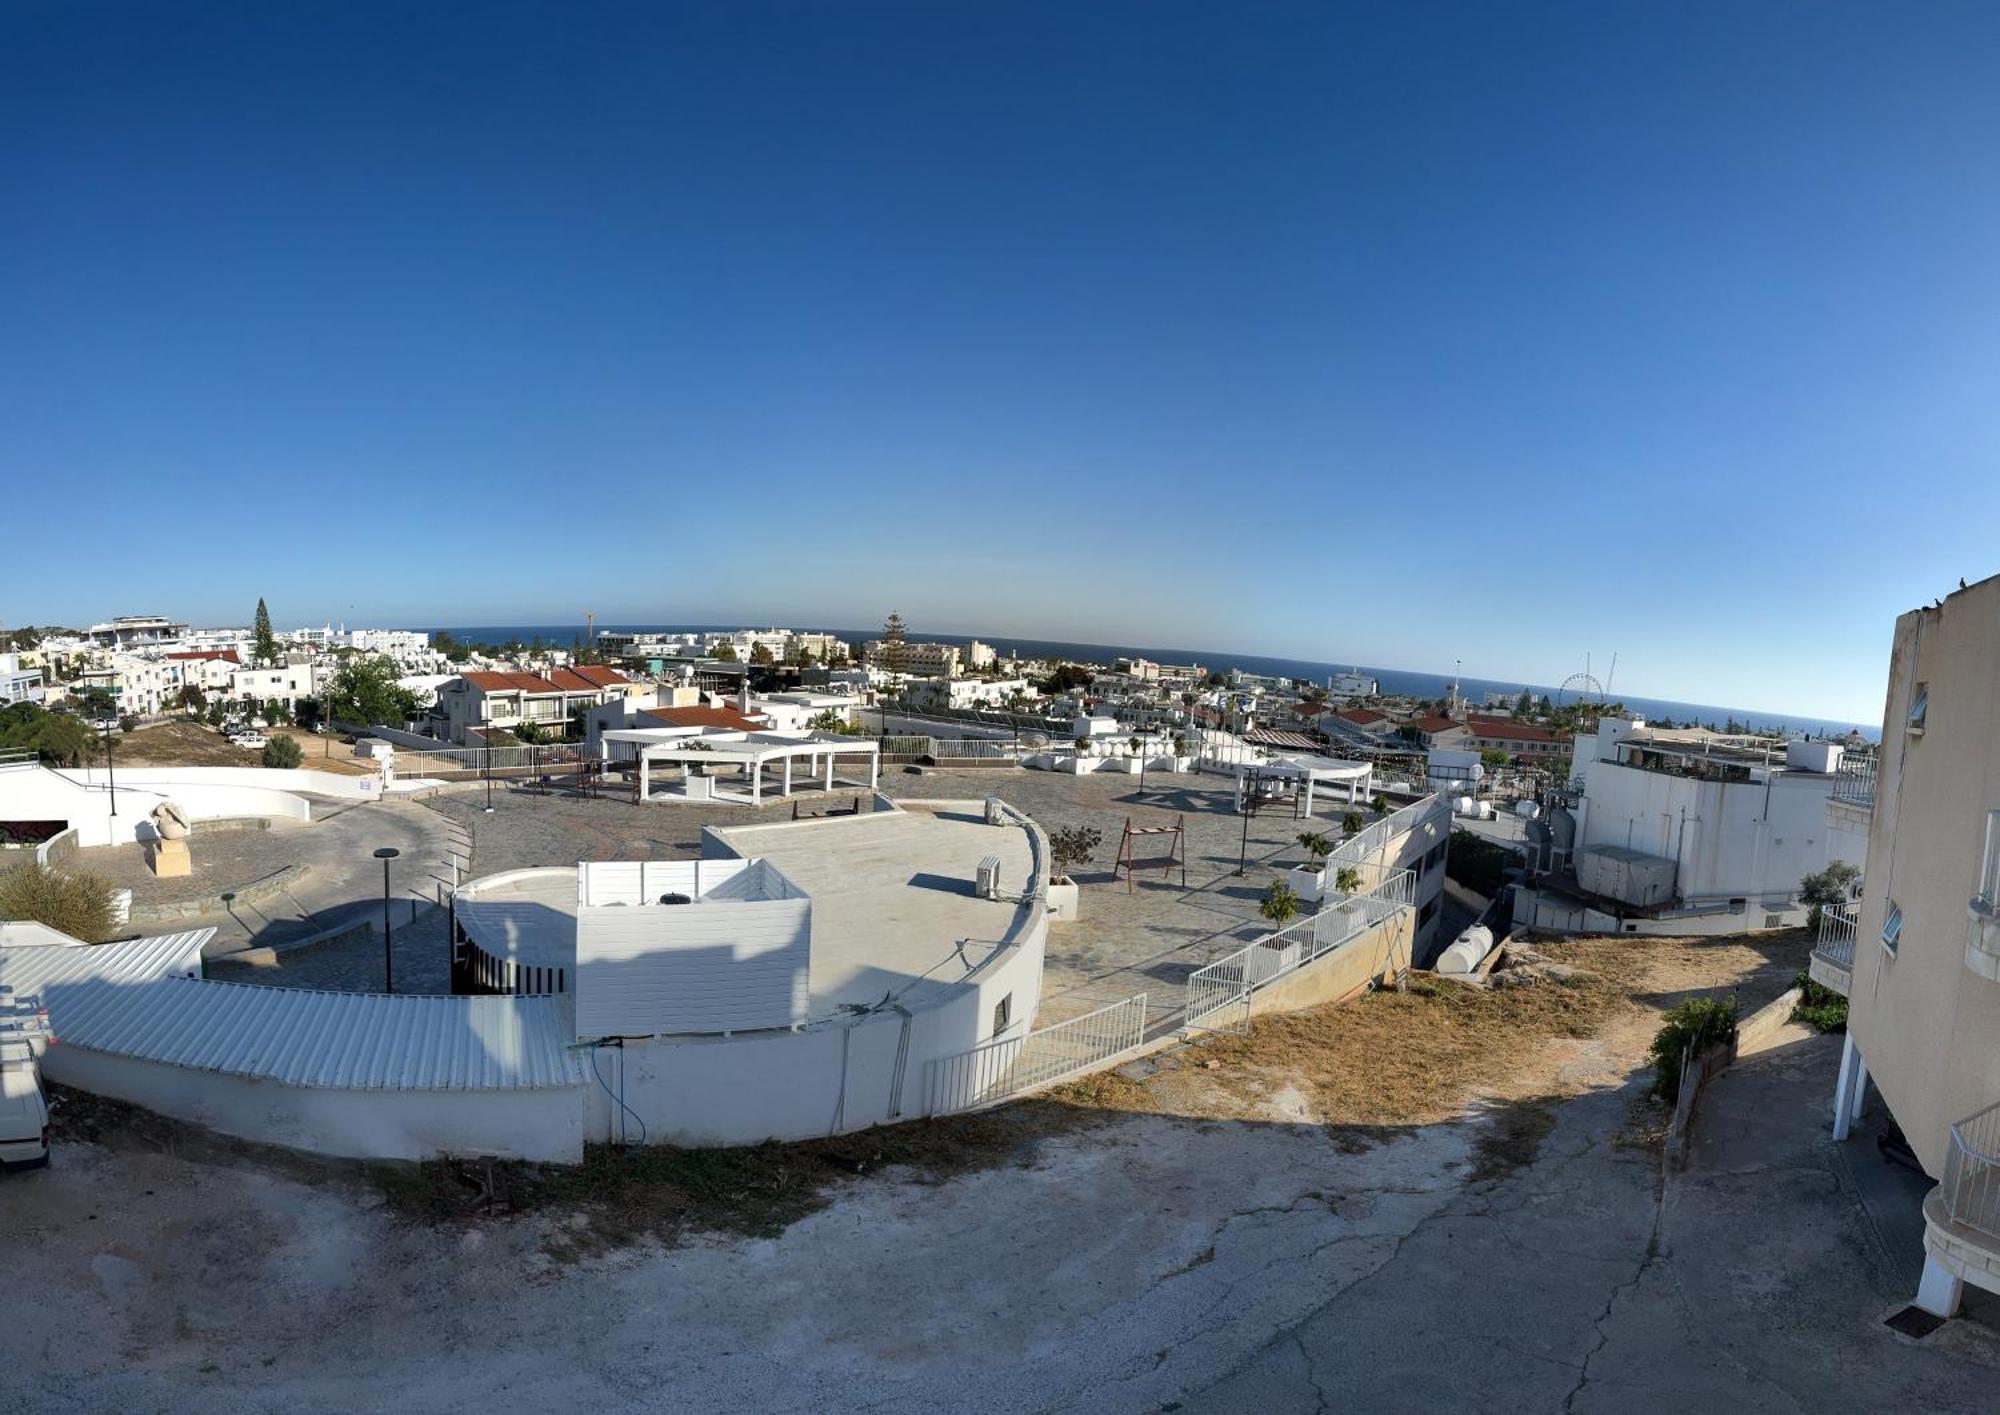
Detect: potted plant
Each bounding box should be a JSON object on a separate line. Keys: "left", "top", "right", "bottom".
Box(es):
{"left": 1290, "top": 830, "right": 1332, "bottom": 902}
{"left": 1259, "top": 880, "right": 1301, "bottom": 939}
{"left": 1172, "top": 731, "right": 1192, "bottom": 772}
{"left": 1330, "top": 866, "right": 1366, "bottom": 917}
{"left": 1045, "top": 825, "right": 1101, "bottom": 922}
{"left": 1342, "top": 809, "right": 1366, "bottom": 839}
{"left": 1065, "top": 734, "right": 1095, "bottom": 774}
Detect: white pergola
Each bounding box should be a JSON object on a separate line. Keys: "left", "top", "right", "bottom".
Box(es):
{"left": 1235, "top": 753, "right": 1374, "bottom": 818}
{"left": 603, "top": 729, "right": 882, "bottom": 806}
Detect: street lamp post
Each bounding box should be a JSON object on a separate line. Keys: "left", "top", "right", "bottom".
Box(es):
{"left": 101, "top": 719, "right": 117, "bottom": 817}
{"left": 374, "top": 847, "right": 400, "bottom": 993}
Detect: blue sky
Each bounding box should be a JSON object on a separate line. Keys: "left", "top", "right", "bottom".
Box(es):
{"left": 5, "top": 2, "right": 1998, "bottom": 725}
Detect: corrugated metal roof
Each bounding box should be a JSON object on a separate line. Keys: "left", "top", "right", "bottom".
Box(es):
{"left": 1, "top": 932, "right": 584, "bottom": 1092}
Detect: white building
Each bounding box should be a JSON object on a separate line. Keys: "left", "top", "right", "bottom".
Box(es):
{"left": 230, "top": 661, "right": 321, "bottom": 711}
{"left": 903, "top": 677, "right": 1036, "bottom": 713}
{"left": 85, "top": 615, "right": 187, "bottom": 649}
{"left": 1517, "top": 717, "right": 1867, "bottom": 934}
{"left": 0, "top": 653, "right": 44, "bottom": 706}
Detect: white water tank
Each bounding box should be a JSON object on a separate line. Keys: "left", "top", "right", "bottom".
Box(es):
{"left": 1438, "top": 924, "right": 1494, "bottom": 975}
{"left": 1512, "top": 799, "right": 1539, "bottom": 819}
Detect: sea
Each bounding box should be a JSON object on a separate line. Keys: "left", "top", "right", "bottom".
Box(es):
{"left": 436, "top": 623, "right": 1880, "bottom": 742}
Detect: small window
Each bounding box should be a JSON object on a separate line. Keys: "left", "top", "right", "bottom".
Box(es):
{"left": 1882, "top": 901, "right": 1903, "bottom": 953}
{"left": 1908, "top": 685, "right": 1928, "bottom": 734}
{"left": 992, "top": 993, "right": 1012, "bottom": 1038}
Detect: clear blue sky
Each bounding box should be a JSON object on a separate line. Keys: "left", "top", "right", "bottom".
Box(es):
{"left": 6, "top": 2, "right": 1998, "bottom": 724}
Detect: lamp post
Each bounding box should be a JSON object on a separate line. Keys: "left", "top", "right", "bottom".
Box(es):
{"left": 374, "top": 847, "right": 400, "bottom": 993}
{"left": 100, "top": 717, "right": 118, "bottom": 816}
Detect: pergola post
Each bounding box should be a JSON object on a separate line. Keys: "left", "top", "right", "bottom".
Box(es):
{"left": 824, "top": 750, "right": 834, "bottom": 792}
{"left": 869, "top": 750, "right": 879, "bottom": 789}
{"left": 783, "top": 754, "right": 793, "bottom": 797}
{"left": 752, "top": 754, "right": 762, "bottom": 805}
{"left": 638, "top": 748, "right": 650, "bottom": 804}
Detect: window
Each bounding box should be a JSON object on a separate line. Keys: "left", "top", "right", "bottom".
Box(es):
{"left": 1882, "top": 901, "right": 1903, "bottom": 954}
{"left": 992, "top": 993, "right": 1012, "bottom": 1039}
{"left": 1908, "top": 684, "right": 1928, "bottom": 735}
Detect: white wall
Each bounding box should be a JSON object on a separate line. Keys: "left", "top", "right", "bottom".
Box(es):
{"left": 585, "top": 909, "right": 1046, "bottom": 1145}
{"left": 1576, "top": 760, "right": 1853, "bottom": 904}
{"left": 43, "top": 1045, "right": 585, "bottom": 1163}
{"left": 0, "top": 762, "right": 320, "bottom": 847}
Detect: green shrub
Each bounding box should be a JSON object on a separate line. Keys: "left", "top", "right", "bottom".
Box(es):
{"left": 1647, "top": 994, "right": 1739, "bottom": 1103}
{"left": 1790, "top": 969, "right": 1848, "bottom": 1033}
{"left": 0, "top": 862, "right": 116, "bottom": 943}
{"left": 262, "top": 734, "right": 303, "bottom": 769}
{"left": 1260, "top": 880, "right": 1300, "bottom": 927}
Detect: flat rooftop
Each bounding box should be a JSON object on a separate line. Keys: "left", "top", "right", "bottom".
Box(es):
{"left": 709, "top": 804, "right": 1039, "bottom": 1010}
{"left": 457, "top": 801, "right": 1040, "bottom": 1020}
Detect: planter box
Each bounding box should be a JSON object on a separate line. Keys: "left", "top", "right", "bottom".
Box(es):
{"left": 1063, "top": 755, "right": 1097, "bottom": 775}
{"left": 1289, "top": 865, "right": 1325, "bottom": 903}
{"left": 1047, "top": 878, "right": 1080, "bottom": 922}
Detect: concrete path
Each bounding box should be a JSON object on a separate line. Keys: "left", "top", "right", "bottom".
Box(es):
{"left": 1185, "top": 1031, "right": 2000, "bottom": 1412}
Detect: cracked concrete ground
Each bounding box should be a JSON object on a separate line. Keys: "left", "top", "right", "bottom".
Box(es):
{"left": 1184, "top": 1032, "right": 2000, "bottom": 1413}
{"left": 16, "top": 1027, "right": 1998, "bottom": 1412}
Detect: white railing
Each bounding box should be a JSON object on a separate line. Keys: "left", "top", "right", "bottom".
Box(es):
{"left": 1814, "top": 899, "right": 1858, "bottom": 972}
{"left": 1329, "top": 794, "right": 1448, "bottom": 871}
{"left": 1185, "top": 869, "right": 1417, "bottom": 1029}
{"left": 1832, "top": 754, "right": 1877, "bottom": 806}
{"left": 394, "top": 743, "right": 587, "bottom": 775}
{"left": 924, "top": 993, "right": 1149, "bottom": 1115}
{"left": 1942, "top": 1100, "right": 2000, "bottom": 1239}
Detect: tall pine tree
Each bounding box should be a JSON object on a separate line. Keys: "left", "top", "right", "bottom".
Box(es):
{"left": 253, "top": 598, "right": 277, "bottom": 667}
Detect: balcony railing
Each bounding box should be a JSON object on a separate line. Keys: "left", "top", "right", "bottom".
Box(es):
{"left": 1811, "top": 898, "right": 1857, "bottom": 996}
{"left": 1942, "top": 1101, "right": 2000, "bottom": 1240}
{"left": 1831, "top": 754, "right": 1877, "bottom": 807}
{"left": 1968, "top": 809, "right": 2000, "bottom": 982}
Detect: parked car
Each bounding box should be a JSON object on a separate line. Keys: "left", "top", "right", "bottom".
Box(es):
{"left": 234, "top": 733, "right": 267, "bottom": 749}
{"left": 0, "top": 1006, "right": 50, "bottom": 1173}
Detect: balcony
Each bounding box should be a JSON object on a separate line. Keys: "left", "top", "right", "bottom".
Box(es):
{"left": 1810, "top": 899, "right": 1857, "bottom": 996}
{"left": 1830, "top": 753, "right": 1876, "bottom": 805}
{"left": 1926, "top": 1102, "right": 2000, "bottom": 1299}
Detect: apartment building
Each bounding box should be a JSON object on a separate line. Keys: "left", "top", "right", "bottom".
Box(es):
{"left": 0, "top": 653, "right": 44, "bottom": 706}
{"left": 1463, "top": 714, "right": 1570, "bottom": 760}
{"left": 1824, "top": 575, "right": 2000, "bottom": 1318}
{"left": 902, "top": 677, "right": 1037, "bottom": 712}
{"left": 436, "top": 666, "right": 631, "bottom": 743}
{"left": 863, "top": 639, "right": 962, "bottom": 678}
{"left": 230, "top": 661, "right": 321, "bottom": 711}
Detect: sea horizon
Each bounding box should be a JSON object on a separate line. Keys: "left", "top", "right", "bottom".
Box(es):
{"left": 432, "top": 621, "right": 1880, "bottom": 743}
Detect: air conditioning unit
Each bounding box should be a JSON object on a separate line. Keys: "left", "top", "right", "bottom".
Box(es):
{"left": 975, "top": 855, "right": 1003, "bottom": 900}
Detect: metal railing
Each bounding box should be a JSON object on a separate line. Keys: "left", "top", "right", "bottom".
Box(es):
{"left": 1832, "top": 754, "right": 1877, "bottom": 806}
{"left": 450, "top": 912, "right": 567, "bottom": 996}
{"left": 1185, "top": 868, "right": 1417, "bottom": 1030}
{"left": 1942, "top": 1100, "right": 2000, "bottom": 1239}
{"left": 1329, "top": 795, "right": 1449, "bottom": 870}
{"left": 1814, "top": 899, "right": 1858, "bottom": 972}
{"left": 393, "top": 743, "right": 588, "bottom": 776}
{"left": 924, "top": 993, "right": 1149, "bottom": 1115}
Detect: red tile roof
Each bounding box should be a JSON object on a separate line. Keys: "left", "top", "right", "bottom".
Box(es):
{"left": 644, "top": 706, "right": 765, "bottom": 732}
{"left": 168, "top": 650, "right": 241, "bottom": 664}
{"left": 1466, "top": 716, "right": 1566, "bottom": 743}
{"left": 1411, "top": 714, "right": 1461, "bottom": 734}
{"left": 1336, "top": 707, "right": 1386, "bottom": 725}
{"left": 463, "top": 667, "right": 627, "bottom": 695}
{"left": 1293, "top": 701, "right": 1327, "bottom": 716}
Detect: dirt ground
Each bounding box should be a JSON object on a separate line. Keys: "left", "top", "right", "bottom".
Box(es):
{"left": 111, "top": 719, "right": 372, "bottom": 775}
{"left": 6, "top": 928, "right": 1828, "bottom": 1413}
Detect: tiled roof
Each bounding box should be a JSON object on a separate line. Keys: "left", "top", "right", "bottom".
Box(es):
{"left": 167, "top": 650, "right": 241, "bottom": 664}
{"left": 1466, "top": 716, "right": 1566, "bottom": 743}
{"left": 1335, "top": 707, "right": 1386, "bottom": 725}
{"left": 1412, "top": 715, "right": 1461, "bottom": 733}
{"left": 464, "top": 667, "right": 628, "bottom": 695}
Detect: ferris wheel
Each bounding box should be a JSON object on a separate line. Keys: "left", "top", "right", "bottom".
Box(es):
{"left": 1555, "top": 672, "right": 1605, "bottom": 706}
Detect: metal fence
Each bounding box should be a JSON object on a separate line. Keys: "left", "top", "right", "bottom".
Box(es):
{"left": 924, "top": 993, "right": 1149, "bottom": 1115}
{"left": 1832, "top": 754, "right": 1877, "bottom": 806}
{"left": 1943, "top": 1100, "right": 2000, "bottom": 1239}
{"left": 393, "top": 743, "right": 588, "bottom": 776}
{"left": 1185, "top": 869, "right": 1417, "bottom": 1031}
{"left": 1813, "top": 899, "right": 1859, "bottom": 972}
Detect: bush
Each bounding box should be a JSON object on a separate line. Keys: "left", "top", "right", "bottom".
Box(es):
{"left": 0, "top": 863, "right": 116, "bottom": 943}
{"left": 118, "top": 714, "right": 138, "bottom": 734}
{"left": 1047, "top": 825, "right": 1101, "bottom": 881}
{"left": 262, "top": 734, "right": 303, "bottom": 769}
{"left": 1790, "top": 970, "right": 1848, "bottom": 1033}
{"left": 1260, "top": 880, "right": 1300, "bottom": 928}
{"left": 1647, "top": 994, "right": 1739, "bottom": 1103}
{"left": 1445, "top": 830, "right": 1516, "bottom": 897}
